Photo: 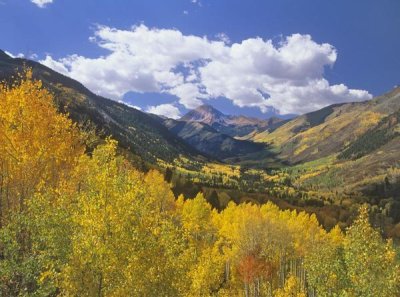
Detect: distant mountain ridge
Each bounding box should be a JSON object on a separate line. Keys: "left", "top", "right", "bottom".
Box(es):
{"left": 181, "top": 104, "right": 288, "bottom": 138}
{"left": 163, "top": 118, "right": 266, "bottom": 161}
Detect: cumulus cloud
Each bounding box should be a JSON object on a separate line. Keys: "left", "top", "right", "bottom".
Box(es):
{"left": 40, "top": 55, "right": 69, "bottom": 74}
{"left": 147, "top": 103, "right": 181, "bottom": 119}
{"left": 41, "top": 24, "right": 372, "bottom": 115}
{"left": 42, "top": 25, "right": 226, "bottom": 99}
{"left": 31, "top": 0, "right": 53, "bottom": 8}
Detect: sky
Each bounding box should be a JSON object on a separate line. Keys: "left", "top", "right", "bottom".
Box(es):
{"left": 1, "top": 0, "right": 399, "bottom": 119}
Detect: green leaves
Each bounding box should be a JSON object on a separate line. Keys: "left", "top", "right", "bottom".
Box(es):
{"left": 344, "top": 205, "right": 400, "bottom": 297}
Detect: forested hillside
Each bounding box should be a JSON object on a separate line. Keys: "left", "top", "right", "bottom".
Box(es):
{"left": 0, "top": 71, "right": 399, "bottom": 296}
{"left": 0, "top": 50, "right": 205, "bottom": 168}
{"left": 253, "top": 87, "right": 400, "bottom": 164}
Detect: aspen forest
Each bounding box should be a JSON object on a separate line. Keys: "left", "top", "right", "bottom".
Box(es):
{"left": 0, "top": 73, "right": 399, "bottom": 297}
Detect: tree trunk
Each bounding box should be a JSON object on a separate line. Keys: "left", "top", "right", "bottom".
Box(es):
{"left": 97, "top": 273, "right": 103, "bottom": 297}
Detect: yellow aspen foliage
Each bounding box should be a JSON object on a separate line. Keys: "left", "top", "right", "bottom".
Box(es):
{"left": 59, "top": 140, "right": 188, "bottom": 296}
{"left": 187, "top": 244, "right": 225, "bottom": 297}
{"left": 0, "top": 70, "right": 84, "bottom": 296}
{"left": 274, "top": 275, "right": 306, "bottom": 297}
{"left": 0, "top": 70, "right": 84, "bottom": 220}
{"left": 60, "top": 139, "right": 138, "bottom": 296}
{"left": 143, "top": 169, "right": 177, "bottom": 225}
{"left": 179, "top": 193, "right": 224, "bottom": 296}
{"left": 304, "top": 225, "right": 347, "bottom": 296}
{"left": 344, "top": 204, "right": 400, "bottom": 297}
{"left": 181, "top": 193, "right": 214, "bottom": 248}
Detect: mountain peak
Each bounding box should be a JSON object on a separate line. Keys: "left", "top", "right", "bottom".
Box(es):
{"left": 192, "top": 104, "right": 226, "bottom": 118}
{"left": 181, "top": 104, "right": 226, "bottom": 125}
{"left": 180, "top": 104, "right": 290, "bottom": 138}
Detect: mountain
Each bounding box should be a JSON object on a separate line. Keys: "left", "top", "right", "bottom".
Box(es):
{"left": 339, "top": 106, "right": 400, "bottom": 160}
{"left": 0, "top": 51, "right": 283, "bottom": 170}
{"left": 181, "top": 104, "right": 288, "bottom": 138}
{"left": 335, "top": 103, "right": 400, "bottom": 198}
{"left": 2, "top": 49, "right": 399, "bottom": 199}
{"left": 250, "top": 86, "right": 400, "bottom": 204}
{"left": 0, "top": 50, "right": 205, "bottom": 167}
{"left": 181, "top": 104, "right": 226, "bottom": 125}
{"left": 252, "top": 87, "right": 400, "bottom": 164}
{"left": 162, "top": 118, "right": 266, "bottom": 160}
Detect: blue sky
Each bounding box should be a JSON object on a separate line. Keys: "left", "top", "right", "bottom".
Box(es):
{"left": 1, "top": 0, "right": 399, "bottom": 119}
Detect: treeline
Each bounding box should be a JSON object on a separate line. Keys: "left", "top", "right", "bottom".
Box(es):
{"left": 0, "top": 73, "right": 399, "bottom": 296}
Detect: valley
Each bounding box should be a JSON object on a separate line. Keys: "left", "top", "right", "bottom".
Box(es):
{"left": 2, "top": 50, "right": 398, "bottom": 238}
{"left": 2, "top": 1, "right": 400, "bottom": 295}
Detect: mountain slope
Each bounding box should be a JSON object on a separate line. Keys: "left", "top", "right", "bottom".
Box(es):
{"left": 253, "top": 87, "right": 400, "bottom": 163}
{"left": 261, "top": 88, "right": 400, "bottom": 209}
{"left": 339, "top": 104, "right": 400, "bottom": 160}
{"left": 0, "top": 50, "right": 205, "bottom": 166}
{"left": 163, "top": 118, "right": 266, "bottom": 160}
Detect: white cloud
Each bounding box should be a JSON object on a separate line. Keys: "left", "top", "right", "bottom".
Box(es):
{"left": 4, "top": 51, "right": 16, "bottom": 58}
{"left": 146, "top": 103, "right": 181, "bottom": 119}
{"left": 118, "top": 101, "right": 142, "bottom": 110}
{"left": 5, "top": 51, "right": 25, "bottom": 58}
{"left": 41, "top": 24, "right": 226, "bottom": 100}
{"left": 31, "top": 0, "right": 53, "bottom": 8}
{"left": 168, "top": 83, "right": 207, "bottom": 109}
{"left": 191, "top": 0, "right": 202, "bottom": 7}
{"left": 41, "top": 55, "right": 69, "bottom": 75}
{"left": 183, "top": 10, "right": 189, "bottom": 15}
{"left": 215, "top": 33, "right": 230, "bottom": 44}
{"left": 41, "top": 24, "right": 372, "bottom": 115}
{"left": 5, "top": 51, "right": 39, "bottom": 60}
